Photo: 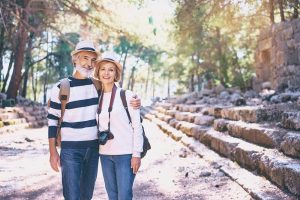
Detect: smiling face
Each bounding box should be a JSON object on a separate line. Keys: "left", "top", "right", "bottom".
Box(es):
{"left": 73, "top": 51, "right": 97, "bottom": 70}
{"left": 97, "top": 61, "right": 118, "bottom": 84}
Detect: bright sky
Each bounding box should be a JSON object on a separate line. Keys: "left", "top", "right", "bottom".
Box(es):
{"left": 101, "top": 0, "right": 176, "bottom": 49}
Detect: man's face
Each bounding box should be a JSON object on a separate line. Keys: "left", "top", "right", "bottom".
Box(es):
{"left": 73, "top": 51, "right": 97, "bottom": 70}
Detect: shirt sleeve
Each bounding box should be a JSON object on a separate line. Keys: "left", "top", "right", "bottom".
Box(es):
{"left": 47, "top": 83, "right": 61, "bottom": 138}
{"left": 126, "top": 90, "right": 143, "bottom": 157}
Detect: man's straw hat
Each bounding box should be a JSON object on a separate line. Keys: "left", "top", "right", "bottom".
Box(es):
{"left": 71, "top": 40, "right": 100, "bottom": 57}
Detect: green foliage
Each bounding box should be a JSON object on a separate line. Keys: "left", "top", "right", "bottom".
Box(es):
{"left": 53, "top": 33, "right": 80, "bottom": 79}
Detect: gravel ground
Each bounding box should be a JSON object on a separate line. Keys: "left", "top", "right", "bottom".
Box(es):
{"left": 0, "top": 120, "right": 253, "bottom": 200}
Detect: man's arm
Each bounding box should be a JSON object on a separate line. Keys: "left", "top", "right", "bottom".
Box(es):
{"left": 47, "top": 84, "right": 61, "bottom": 172}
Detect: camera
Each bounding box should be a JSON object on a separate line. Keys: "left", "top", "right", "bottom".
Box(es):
{"left": 98, "top": 130, "right": 114, "bottom": 145}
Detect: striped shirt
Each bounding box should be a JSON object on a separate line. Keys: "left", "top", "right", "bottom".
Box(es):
{"left": 47, "top": 76, "right": 99, "bottom": 149}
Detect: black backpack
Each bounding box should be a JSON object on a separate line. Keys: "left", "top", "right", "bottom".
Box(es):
{"left": 120, "top": 89, "right": 151, "bottom": 158}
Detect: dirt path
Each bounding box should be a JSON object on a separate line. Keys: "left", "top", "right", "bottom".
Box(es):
{"left": 0, "top": 120, "right": 253, "bottom": 200}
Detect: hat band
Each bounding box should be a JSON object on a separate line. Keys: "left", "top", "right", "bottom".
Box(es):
{"left": 78, "top": 47, "right": 96, "bottom": 51}
{"left": 104, "top": 58, "right": 116, "bottom": 62}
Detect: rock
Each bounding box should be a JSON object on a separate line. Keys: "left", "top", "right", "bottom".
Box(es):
{"left": 25, "top": 137, "right": 34, "bottom": 142}
{"left": 297, "top": 97, "right": 300, "bottom": 108}
{"left": 213, "top": 84, "right": 226, "bottom": 94}
{"left": 270, "top": 95, "right": 281, "bottom": 104}
{"left": 280, "top": 132, "right": 300, "bottom": 158}
{"left": 213, "top": 119, "right": 228, "bottom": 132}
{"left": 219, "top": 91, "right": 230, "bottom": 100}
{"left": 201, "top": 89, "right": 213, "bottom": 96}
{"left": 194, "top": 115, "right": 214, "bottom": 126}
{"left": 281, "top": 112, "right": 300, "bottom": 130}
{"left": 261, "top": 82, "right": 272, "bottom": 90}
{"left": 260, "top": 89, "right": 276, "bottom": 101}
{"left": 280, "top": 93, "right": 291, "bottom": 102}
{"left": 0, "top": 93, "right": 7, "bottom": 100}
{"left": 185, "top": 172, "right": 189, "bottom": 178}
{"left": 244, "top": 90, "right": 259, "bottom": 99}
{"left": 230, "top": 93, "right": 246, "bottom": 106}
{"left": 179, "top": 148, "right": 189, "bottom": 158}
{"left": 178, "top": 166, "right": 185, "bottom": 172}
{"left": 199, "top": 171, "right": 212, "bottom": 177}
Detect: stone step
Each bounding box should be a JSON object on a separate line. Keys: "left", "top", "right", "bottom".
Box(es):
{"left": 214, "top": 119, "right": 286, "bottom": 148}
{"left": 170, "top": 104, "right": 203, "bottom": 113}
{"left": 198, "top": 129, "right": 300, "bottom": 196}
{"left": 3, "top": 118, "right": 27, "bottom": 126}
{"left": 0, "top": 112, "right": 20, "bottom": 120}
{"left": 155, "top": 102, "right": 173, "bottom": 110}
{"left": 214, "top": 119, "right": 300, "bottom": 158}
{"left": 220, "top": 106, "right": 266, "bottom": 123}
{"left": 281, "top": 112, "right": 300, "bottom": 131}
{"left": 220, "top": 105, "right": 287, "bottom": 123}
{"left": 150, "top": 117, "right": 297, "bottom": 199}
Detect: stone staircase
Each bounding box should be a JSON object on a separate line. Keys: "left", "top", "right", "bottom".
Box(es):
{"left": 0, "top": 106, "right": 47, "bottom": 134}
{"left": 142, "top": 101, "right": 300, "bottom": 199}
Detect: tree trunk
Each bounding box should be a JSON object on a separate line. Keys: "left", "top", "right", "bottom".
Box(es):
{"left": 278, "top": 0, "right": 285, "bottom": 21}
{"left": 6, "top": 0, "right": 30, "bottom": 99}
{"left": 31, "top": 66, "right": 37, "bottom": 101}
{"left": 269, "top": 0, "right": 275, "bottom": 24}
{"left": 197, "top": 74, "right": 201, "bottom": 91}
{"left": 120, "top": 48, "right": 129, "bottom": 87}
{"left": 293, "top": 0, "right": 299, "bottom": 19}
{"left": 0, "top": 27, "right": 5, "bottom": 85}
{"left": 145, "top": 65, "right": 151, "bottom": 94}
{"left": 190, "top": 74, "right": 195, "bottom": 92}
{"left": 167, "top": 71, "right": 170, "bottom": 98}
{"left": 1, "top": 51, "right": 14, "bottom": 93}
{"left": 215, "top": 27, "right": 226, "bottom": 86}
{"left": 130, "top": 67, "right": 136, "bottom": 91}
{"left": 21, "top": 32, "right": 34, "bottom": 98}
{"left": 152, "top": 70, "right": 155, "bottom": 98}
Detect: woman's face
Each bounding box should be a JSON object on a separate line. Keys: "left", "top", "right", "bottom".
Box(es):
{"left": 98, "top": 62, "right": 117, "bottom": 84}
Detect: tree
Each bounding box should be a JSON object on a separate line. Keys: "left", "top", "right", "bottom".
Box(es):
{"left": 6, "top": 0, "right": 31, "bottom": 99}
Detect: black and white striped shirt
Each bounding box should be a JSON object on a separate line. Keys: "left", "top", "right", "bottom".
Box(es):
{"left": 47, "top": 76, "right": 99, "bottom": 149}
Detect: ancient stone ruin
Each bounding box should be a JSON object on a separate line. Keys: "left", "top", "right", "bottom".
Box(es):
{"left": 143, "top": 19, "right": 300, "bottom": 199}
{"left": 255, "top": 18, "right": 300, "bottom": 91}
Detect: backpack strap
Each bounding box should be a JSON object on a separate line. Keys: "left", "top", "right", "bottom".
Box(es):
{"left": 120, "top": 89, "right": 132, "bottom": 124}
{"left": 59, "top": 78, "right": 70, "bottom": 121}
{"left": 90, "top": 77, "right": 102, "bottom": 95}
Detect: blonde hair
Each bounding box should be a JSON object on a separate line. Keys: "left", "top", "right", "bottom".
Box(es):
{"left": 94, "top": 61, "right": 121, "bottom": 82}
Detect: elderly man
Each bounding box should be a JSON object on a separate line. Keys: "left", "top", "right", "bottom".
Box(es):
{"left": 47, "top": 40, "right": 141, "bottom": 200}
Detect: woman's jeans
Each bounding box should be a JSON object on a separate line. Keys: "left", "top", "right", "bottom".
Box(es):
{"left": 100, "top": 154, "right": 136, "bottom": 200}
{"left": 60, "top": 148, "right": 99, "bottom": 200}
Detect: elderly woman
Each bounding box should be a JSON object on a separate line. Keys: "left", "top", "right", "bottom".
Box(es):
{"left": 93, "top": 53, "right": 144, "bottom": 200}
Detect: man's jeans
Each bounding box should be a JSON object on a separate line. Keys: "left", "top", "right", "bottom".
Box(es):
{"left": 100, "top": 154, "right": 136, "bottom": 200}
{"left": 60, "top": 148, "right": 99, "bottom": 200}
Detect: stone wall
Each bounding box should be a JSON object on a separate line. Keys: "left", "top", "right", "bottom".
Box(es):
{"left": 255, "top": 19, "right": 300, "bottom": 91}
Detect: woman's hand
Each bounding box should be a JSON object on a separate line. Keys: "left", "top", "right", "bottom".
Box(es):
{"left": 131, "top": 157, "right": 141, "bottom": 174}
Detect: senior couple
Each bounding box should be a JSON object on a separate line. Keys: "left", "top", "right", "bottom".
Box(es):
{"left": 47, "top": 40, "right": 144, "bottom": 200}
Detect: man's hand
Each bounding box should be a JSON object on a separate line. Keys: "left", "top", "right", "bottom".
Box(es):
{"left": 49, "top": 138, "right": 60, "bottom": 172}
{"left": 129, "top": 95, "right": 141, "bottom": 109}
{"left": 131, "top": 157, "right": 141, "bottom": 174}
{"left": 50, "top": 150, "right": 60, "bottom": 172}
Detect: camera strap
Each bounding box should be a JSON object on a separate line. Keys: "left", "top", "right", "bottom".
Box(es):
{"left": 97, "top": 84, "right": 117, "bottom": 132}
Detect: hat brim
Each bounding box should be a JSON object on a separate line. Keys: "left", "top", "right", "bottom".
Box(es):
{"left": 96, "top": 58, "right": 122, "bottom": 71}
{"left": 71, "top": 49, "right": 100, "bottom": 57}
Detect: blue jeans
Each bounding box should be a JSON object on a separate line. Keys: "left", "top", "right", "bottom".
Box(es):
{"left": 60, "top": 148, "right": 99, "bottom": 200}
{"left": 100, "top": 154, "right": 136, "bottom": 200}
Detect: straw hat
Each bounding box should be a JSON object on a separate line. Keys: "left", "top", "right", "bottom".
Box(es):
{"left": 96, "top": 52, "right": 122, "bottom": 72}
{"left": 71, "top": 40, "right": 100, "bottom": 57}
